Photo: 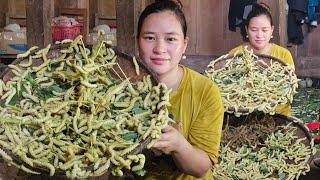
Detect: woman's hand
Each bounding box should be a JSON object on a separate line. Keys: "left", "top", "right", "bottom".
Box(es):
{"left": 152, "top": 123, "right": 186, "bottom": 154}
{"left": 152, "top": 123, "right": 212, "bottom": 178}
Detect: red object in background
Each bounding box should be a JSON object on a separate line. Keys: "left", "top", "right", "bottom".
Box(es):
{"left": 314, "top": 135, "right": 320, "bottom": 144}
{"left": 305, "top": 122, "right": 320, "bottom": 131}
{"left": 305, "top": 122, "right": 320, "bottom": 144}
{"left": 108, "top": 25, "right": 117, "bottom": 29}
{"left": 51, "top": 24, "right": 82, "bottom": 42}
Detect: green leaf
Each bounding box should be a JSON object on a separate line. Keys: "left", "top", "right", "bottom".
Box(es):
{"left": 259, "top": 164, "right": 269, "bottom": 174}
{"left": 8, "top": 94, "right": 18, "bottom": 106}
{"left": 25, "top": 72, "right": 34, "bottom": 83}
{"left": 134, "top": 169, "right": 146, "bottom": 176}
{"left": 132, "top": 101, "right": 147, "bottom": 114}
{"left": 17, "top": 81, "right": 28, "bottom": 97}
{"left": 121, "top": 131, "right": 138, "bottom": 142}
{"left": 133, "top": 107, "right": 147, "bottom": 115}
{"left": 50, "top": 85, "right": 65, "bottom": 93}
{"left": 278, "top": 172, "right": 286, "bottom": 180}
{"left": 35, "top": 88, "right": 54, "bottom": 100}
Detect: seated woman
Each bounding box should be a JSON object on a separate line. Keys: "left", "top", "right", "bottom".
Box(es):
{"left": 229, "top": 3, "right": 295, "bottom": 116}
{"left": 136, "top": 0, "right": 224, "bottom": 179}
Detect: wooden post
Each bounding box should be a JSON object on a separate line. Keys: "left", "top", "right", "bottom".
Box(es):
{"left": 278, "top": 0, "right": 287, "bottom": 47}
{"left": 26, "top": 0, "right": 53, "bottom": 48}
{"left": 0, "top": 0, "right": 8, "bottom": 27}
{"left": 115, "top": 0, "right": 143, "bottom": 55}
{"left": 89, "top": 0, "right": 98, "bottom": 29}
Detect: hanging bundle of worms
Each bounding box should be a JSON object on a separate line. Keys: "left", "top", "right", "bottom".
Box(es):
{"left": 0, "top": 34, "right": 170, "bottom": 178}
{"left": 205, "top": 47, "right": 298, "bottom": 117}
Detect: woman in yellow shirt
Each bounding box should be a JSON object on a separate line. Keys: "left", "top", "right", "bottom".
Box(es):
{"left": 136, "top": 1, "right": 224, "bottom": 179}
{"left": 229, "top": 3, "right": 295, "bottom": 116}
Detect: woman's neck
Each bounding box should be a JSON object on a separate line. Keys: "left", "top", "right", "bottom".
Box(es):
{"left": 159, "top": 66, "right": 184, "bottom": 91}
{"left": 248, "top": 43, "right": 272, "bottom": 55}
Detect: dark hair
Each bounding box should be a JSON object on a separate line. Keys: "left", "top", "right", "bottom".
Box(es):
{"left": 246, "top": 3, "right": 273, "bottom": 27}
{"left": 137, "top": 0, "right": 187, "bottom": 38}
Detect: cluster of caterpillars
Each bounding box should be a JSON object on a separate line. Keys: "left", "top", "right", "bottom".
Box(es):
{"left": 0, "top": 34, "right": 170, "bottom": 178}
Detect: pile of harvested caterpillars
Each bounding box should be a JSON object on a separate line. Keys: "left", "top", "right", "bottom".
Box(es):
{"left": 205, "top": 47, "right": 298, "bottom": 117}
{"left": 0, "top": 34, "right": 171, "bottom": 178}
{"left": 206, "top": 48, "right": 315, "bottom": 179}
{"left": 213, "top": 114, "right": 316, "bottom": 179}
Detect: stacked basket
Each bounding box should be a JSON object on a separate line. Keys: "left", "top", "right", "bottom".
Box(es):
{"left": 205, "top": 47, "right": 315, "bottom": 179}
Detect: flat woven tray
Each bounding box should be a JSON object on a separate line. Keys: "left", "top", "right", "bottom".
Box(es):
{"left": 214, "top": 113, "right": 315, "bottom": 179}
{"left": 206, "top": 52, "right": 298, "bottom": 116}
{"left": 0, "top": 39, "right": 168, "bottom": 178}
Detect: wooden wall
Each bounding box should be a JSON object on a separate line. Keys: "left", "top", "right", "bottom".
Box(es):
{"left": 290, "top": 26, "right": 320, "bottom": 78}
{"left": 1, "top": 0, "right": 25, "bottom": 26}
{"left": 181, "top": 0, "right": 319, "bottom": 78}
{"left": 182, "top": 0, "right": 240, "bottom": 56}
{"left": 95, "top": 0, "right": 116, "bottom": 27}
{"left": 0, "top": 0, "right": 8, "bottom": 27}
{"left": 1, "top": 0, "right": 89, "bottom": 26}
{"left": 8, "top": 0, "right": 25, "bottom": 17}
{"left": 294, "top": 27, "right": 320, "bottom": 57}
{"left": 1, "top": 0, "right": 319, "bottom": 77}
{"left": 182, "top": 0, "right": 285, "bottom": 56}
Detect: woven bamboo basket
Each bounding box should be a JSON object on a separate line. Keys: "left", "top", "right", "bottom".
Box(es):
{"left": 206, "top": 53, "right": 298, "bottom": 116}
{"left": 0, "top": 43, "right": 165, "bottom": 179}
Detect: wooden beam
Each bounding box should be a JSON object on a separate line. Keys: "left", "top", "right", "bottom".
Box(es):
{"left": 26, "top": 0, "right": 53, "bottom": 48}
{"left": 0, "top": 0, "right": 8, "bottom": 27}
{"left": 278, "top": 0, "right": 287, "bottom": 47}
{"left": 76, "top": 0, "right": 89, "bottom": 40}
{"left": 115, "top": 0, "right": 143, "bottom": 55}
{"left": 89, "top": 0, "right": 98, "bottom": 28}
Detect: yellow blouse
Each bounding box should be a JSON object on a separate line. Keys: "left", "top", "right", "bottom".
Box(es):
{"left": 142, "top": 66, "right": 224, "bottom": 180}
{"left": 229, "top": 43, "right": 295, "bottom": 116}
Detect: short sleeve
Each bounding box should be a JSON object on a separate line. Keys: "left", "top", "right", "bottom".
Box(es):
{"left": 187, "top": 83, "right": 224, "bottom": 164}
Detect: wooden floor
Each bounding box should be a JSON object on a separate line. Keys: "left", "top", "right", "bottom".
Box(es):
{"left": 181, "top": 55, "right": 216, "bottom": 74}
{"left": 295, "top": 56, "right": 320, "bottom": 79}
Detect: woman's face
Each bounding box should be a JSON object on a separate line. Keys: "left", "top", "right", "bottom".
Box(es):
{"left": 246, "top": 15, "right": 274, "bottom": 50}
{"left": 138, "top": 11, "right": 188, "bottom": 76}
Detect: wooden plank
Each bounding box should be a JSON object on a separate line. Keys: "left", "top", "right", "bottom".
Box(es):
{"left": 8, "top": 0, "right": 25, "bottom": 17}
{"left": 54, "top": 0, "right": 84, "bottom": 16}
{"left": 26, "top": 0, "right": 53, "bottom": 48}
{"left": 0, "top": 0, "right": 8, "bottom": 13}
{"left": 95, "top": 0, "right": 116, "bottom": 26}
{"left": 181, "top": 0, "right": 197, "bottom": 55}
{"left": 306, "top": 27, "right": 320, "bottom": 57}
{"left": 223, "top": 0, "right": 243, "bottom": 53}
{"left": 278, "top": 0, "right": 287, "bottom": 47}
{"left": 0, "top": 0, "right": 8, "bottom": 27}
{"left": 295, "top": 57, "right": 320, "bottom": 78}
{"left": 77, "top": 0, "right": 89, "bottom": 36}
{"left": 89, "top": 0, "right": 98, "bottom": 28}
{"left": 115, "top": 0, "right": 142, "bottom": 55}
{"left": 6, "top": 0, "right": 26, "bottom": 26}
{"left": 196, "top": 0, "right": 225, "bottom": 55}
{"left": 180, "top": 55, "right": 215, "bottom": 74}
{"left": 98, "top": 0, "right": 116, "bottom": 17}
